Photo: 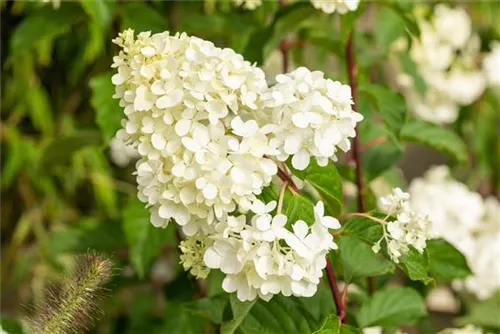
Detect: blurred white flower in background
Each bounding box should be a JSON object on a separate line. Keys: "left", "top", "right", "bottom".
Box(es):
{"left": 232, "top": 0, "right": 262, "bottom": 10}
{"left": 438, "top": 326, "right": 484, "bottom": 334}
{"left": 41, "top": 0, "right": 60, "bottom": 9}
{"left": 109, "top": 135, "right": 140, "bottom": 167}
{"left": 310, "top": 0, "right": 360, "bottom": 14}
{"left": 409, "top": 166, "right": 500, "bottom": 300}
{"left": 483, "top": 41, "right": 500, "bottom": 87}
{"left": 396, "top": 5, "right": 486, "bottom": 124}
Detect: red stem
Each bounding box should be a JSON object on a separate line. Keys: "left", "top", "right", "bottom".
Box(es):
{"left": 326, "top": 257, "right": 346, "bottom": 322}
{"left": 276, "top": 165, "right": 345, "bottom": 320}
{"left": 275, "top": 1, "right": 344, "bottom": 318}
{"left": 346, "top": 30, "right": 375, "bottom": 295}
{"left": 346, "top": 31, "right": 364, "bottom": 214}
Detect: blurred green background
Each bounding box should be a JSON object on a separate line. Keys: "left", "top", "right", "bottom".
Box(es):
{"left": 1, "top": 1, "right": 500, "bottom": 333}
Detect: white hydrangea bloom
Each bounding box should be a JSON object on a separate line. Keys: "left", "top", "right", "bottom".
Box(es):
{"left": 397, "top": 5, "right": 485, "bottom": 124}
{"left": 41, "top": 0, "right": 61, "bottom": 9}
{"left": 483, "top": 41, "right": 500, "bottom": 87}
{"left": 438, "top": 326, "right": 484, "bottom": 334}
{"left": 109, "top": 134, "right": 140, "bottom": 167}
{"left": 112, "top": 30, "right": 277, "bottom": 233}
{"left": 310, "top": 0, "right": 360, "bottom": 14}
{"left": 409, "top": 166, "right": 483, "bottom": 255}
{"left": 409, "top": 166, "right": 500, "bottom": 300}
{"left": 232, "top": 0, "right": 262, "bottom": 10}
{"left": 375, "top": 188, "right": 431, "bottom": 263}
{"left": 261, "top": 67, "right": 363, "bottom": 170}
{"left": 203, "top": 200, "right": 340, "bottom": 301}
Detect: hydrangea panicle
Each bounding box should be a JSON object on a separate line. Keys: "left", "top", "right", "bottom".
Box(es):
{"left": 374, "top": 188, "right": 431, "bottom": 263}
{"left": 203, "top": 200, "right": 340, "bottom": 301}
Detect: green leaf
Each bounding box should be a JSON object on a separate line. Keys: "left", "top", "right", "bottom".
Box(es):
{"left": 336, "top": 236, "right": 395, "bottom": 283}
{"left": 230, "top": 295, "right": 319, "bottom": 334}
{"left": 342, "top": 215, "right": 433, "bottom": 284}
{"left": 341, "top": 215, "right": 384, "bottom": 245}
{"left": 288, "top": 158, "right": 343, "bottom": 216}
{"left": 357, "top": 286, "right": 427, "bottom": 328}
{"left": 122, "top": 197, "right": 175, "bottom": 278}
{"left": 359, "top": 84, "right": 407, "bottom": 144}
{"left": 313, "top": 314, "right": 362, "bottom": 334}
{"left": 10, "top": 3, "right": 87, "bottom": 51}
{"left": 80, "top": 0, "right": 113, "bottom": 27}
{"left": 41, "top": 130, "right": 102, "bottom": 169}
{"left": 398, "top": 52, "right": 426, "bottom": 95}
{"left": 399, "top": 247, "right": 433, "bottom": 285}
{"left": 160, "top": 303, "right": 208, "bottom": 334}
{"left": 374, "top": 7, "right": 407, "bottom": 49}
{"left": 243, "top": 2, "right": 316, "bottom": 64}
{"left": 257, "top": 184, "right": 279, "bottom": 203}
{"left": 286, "top": 194, "right": 315, "bottom": 225}
{"left": 120, "top": 2, "right": 167, "bottom": 33}
{"left": 401, "top": 119, "right": 468, "bottom": 163}
{"left": 427, "top": 239, "right": 472, "bottom": 280}
{"left": 0, "top": 316, "right": 25, "bottom": 334}
{"left": 90, "top": 72, "right": 123, "bottom": 141}
{"left": 382, "top": 2, "right": 420, "bottom": 37}
{"left": 221, "top": 294, "right": 257, "bottom": 334}
{"left": 44, "top": 217, "right": 126, "bottom": 255}
{"left": 457, "top": 294, "right": 500, "bottom": 329}
{"left": 185, "top": 294, "right": 229, "bottom": 324}
{"left": 360, "top": 122, "right": 402, "bottom": 181}
{"left": 27, "top": 86, "right": 54, "bottom": 135}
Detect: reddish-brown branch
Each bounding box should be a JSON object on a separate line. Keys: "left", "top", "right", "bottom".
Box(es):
{"left": 346, "top": 31, "right": 364, "bottom": 214}
{"left": 275, "top": 3, "right": 344, "bottom": 318}
{"left": 346, "top": 30, "right": 375, "bottom": 295}
{"left": 326, "top": 258, "right": 346, "bottom": 322}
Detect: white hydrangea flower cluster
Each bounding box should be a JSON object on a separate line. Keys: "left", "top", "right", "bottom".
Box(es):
{"left": 232, "top": 0, "right": 262, "bottom": 10}
{"left": 262, "top": 67, "right": 362, "bottom": 170}
{"left": 483, "top": 41, "right": 500, "bottom": 87}
{"left": 112, "top": 30, "right": 358, "bottom": 301}
{"left": 438, "top": 326, "right": 484, "bottom": 334}
{"left": 109, "top": 135, "right": 140, "bottom": 167}
{"left": 396, "top": 5, "right": 486, "bottom": 124}
{"left": 409, "top": 166, "right": 500, "bottom": 300}
{"left": 374, "top": 188, "right": 431, "bottom": 263}
{"left": 112, "top": 30, "right": 278, "bottom": 234}
{"left": 310, "top": 0, "right": 360, "bottom": 14}
{"left": 203, "top": 200, "right": 340, "bottom": 301}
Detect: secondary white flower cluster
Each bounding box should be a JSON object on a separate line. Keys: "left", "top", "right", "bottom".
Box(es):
{"left": 203, "top": 200, "right": 340, "bottom": 301}
{"left": 310, "top": 0, "right": 360, "bottom": 14}
{"left": 438, "top": 326, "right": 484, "bottom": 334}
{"left": 409, "top": 166, "right": 500, "bottom": 300}
{"left": 109, "top": 135, "right": 140, "bottom": 167}
{"left": 483, "top": 41, "right": 500, "bottom": 87}
{"left": 262, "top": 67, "right": 362, "bottom": 170}
{"left": 374, "top": 188, "right": 431, "bottom": 263}
{"left": 396, "top": 5, "right": 485, "bottom": 124}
